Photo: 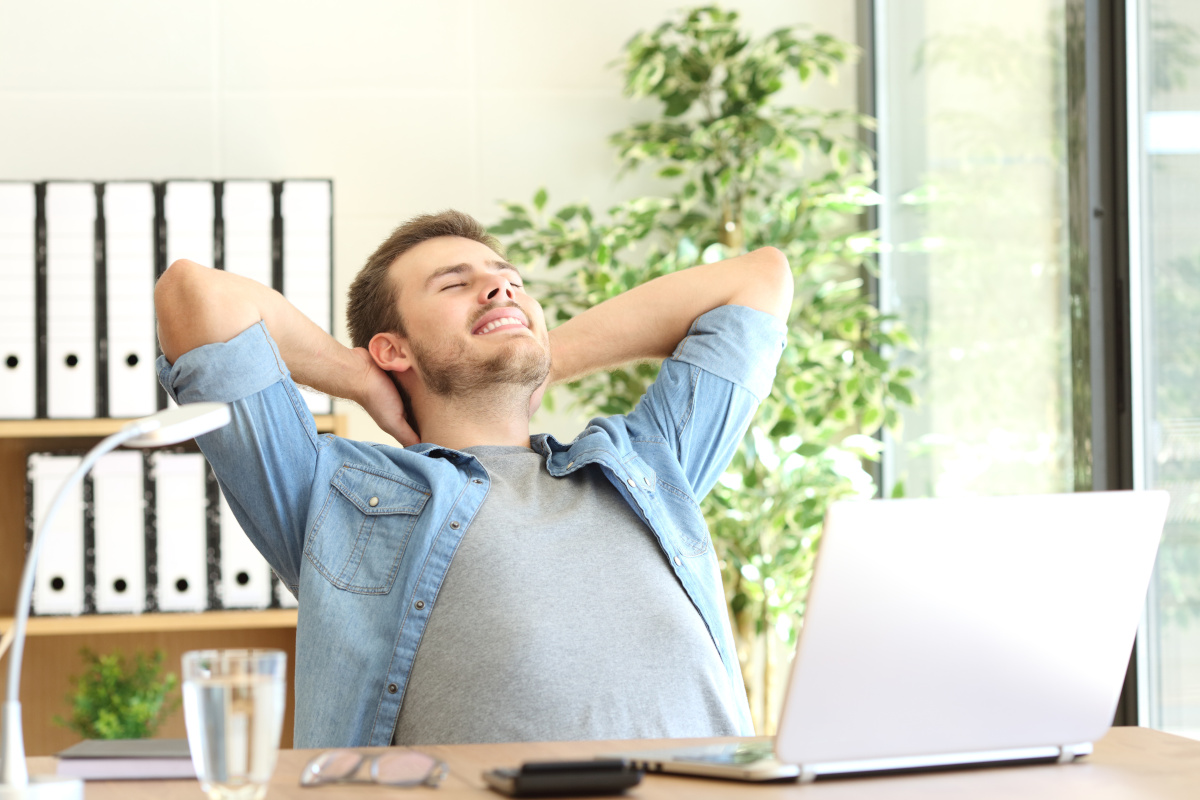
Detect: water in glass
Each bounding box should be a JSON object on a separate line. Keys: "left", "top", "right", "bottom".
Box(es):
{"left": 183, "top": 650, "right": 287, "bottom": 800}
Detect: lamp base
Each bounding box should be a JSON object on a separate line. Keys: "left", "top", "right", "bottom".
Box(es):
{"left": 0, "top": 775, "right": 84, "bottom": 800}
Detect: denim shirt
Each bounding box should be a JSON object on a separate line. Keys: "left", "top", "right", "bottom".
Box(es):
{"left": 158, "top": 304, "right": 786, "bottom": 747}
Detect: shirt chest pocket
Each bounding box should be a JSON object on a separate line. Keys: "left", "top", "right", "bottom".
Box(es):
{"left": 305, "top": 465, "right": 430, "bottom": 595}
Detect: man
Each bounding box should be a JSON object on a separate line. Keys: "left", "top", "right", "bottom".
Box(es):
{"left": 155, "top": 210, "right": 791, "bottom": 748}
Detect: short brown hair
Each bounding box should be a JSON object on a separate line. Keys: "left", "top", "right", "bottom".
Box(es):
{"left": 346, "top": 210, "right": 503, "bottom": 348}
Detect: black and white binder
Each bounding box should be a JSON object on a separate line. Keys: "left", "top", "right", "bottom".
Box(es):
{"left": 0, "top": 182, "right": 37, "bottom": 419}
{"left": 149, "top": 450, "right": 209, "bottom": 613}
{"left": 281, "top": 180, "right": 333, "bottom": 414}
{"left": 45, "top": 182, "right": 98, "bottom": 419}
{"left": 222, "top": 180, "right": 273, "bottom": 286}
{"left": 102, "top": 182, "right": 158, "bottom": 419}
{"left": 216, "top": 489, "right": 273, "bottom": 610}
{"left": 91, "top": 451, "right": 146, "bottom": 614}
{"left": 27, "top": 452, "right": 86, "bottom": 615}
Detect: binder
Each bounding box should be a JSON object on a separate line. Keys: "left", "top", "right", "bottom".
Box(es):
{"left": 45, "top": 182, "right": 98, "bottom": 419}
{"left": 222, "top": 180, "right": 273, "bottom": 286}
{"left": 27, "top": 452, "right": 86, "bottom": 616}
{"left": 103, "top": 182, "right": 158, "bottom": 419}
{"left": 217, "top": 489, "right": 273, "bottom": 609}
{"left": 281, "top": 180, "right": 333, "bottom": 415}
{"left": 150, "top": 451, "right": 209, "bottom": 612}
{"left": 163, "top": 181, "right": 214, "bottom": 268}
{"left": 0, "top": 182, "right": 37, "bottom": 419}
{"left": 162, "top": 181, "right": 215, "bottom": 411}
{"left": 91, "top": 451, "right": 146, "bottom": 614}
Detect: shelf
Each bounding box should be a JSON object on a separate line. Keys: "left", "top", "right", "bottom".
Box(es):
{"left": 0, "top": 608, "right": 298, "bottom": 637}
{"left": 0, "top": 415, "right": 343, "bottom": 439}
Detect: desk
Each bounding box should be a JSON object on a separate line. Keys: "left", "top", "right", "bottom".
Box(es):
{"left": 25, "top": 727, "right": 1200, "bottom": 799}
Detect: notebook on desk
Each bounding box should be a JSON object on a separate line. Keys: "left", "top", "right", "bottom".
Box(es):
{"left": 608, "top": 490, "right": 1169, "bottom": 782}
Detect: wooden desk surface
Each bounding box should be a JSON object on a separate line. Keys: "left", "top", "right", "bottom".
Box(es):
{"left": 27, "top": 726, "right": 1200, "bottom": 799}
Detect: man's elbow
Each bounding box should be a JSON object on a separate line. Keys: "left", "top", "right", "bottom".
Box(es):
{"left": 156, "top": 259, "right": 260, "bottom": 363}
{"left": 155, "top": 260, "right": 208, "bottom": 363}
{"left": 739, "top": 246, "right": 793, "bottom": 321}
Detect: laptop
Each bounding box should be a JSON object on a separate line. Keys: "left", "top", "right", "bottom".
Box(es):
{"left": 608, "top": 490, "right": 1169, "bottom": 782}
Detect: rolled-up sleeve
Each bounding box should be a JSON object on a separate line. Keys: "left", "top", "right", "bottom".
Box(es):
{"left": 628, "top": 305, "right": 787, "bottom": 500}
{"left": 157, "top": 322, "right": 322, "bottom": 588}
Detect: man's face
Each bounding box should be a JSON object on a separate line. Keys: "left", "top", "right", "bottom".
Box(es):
{"left": 389, "top": 236, "right": 550, "bottom": 397}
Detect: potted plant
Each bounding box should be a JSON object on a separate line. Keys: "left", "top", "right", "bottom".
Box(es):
{"left": 493, "top": 5, "right": 915, "bottom": 732}
{"left": 55, "top": 647, "right": 181, "bottom": 740}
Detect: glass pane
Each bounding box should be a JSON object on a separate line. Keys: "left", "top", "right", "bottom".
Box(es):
{"left": 876, "top": 0, "right": 1076, "bottom": 498}
{"left": 1131, "top": 0, "right": 1200, "bottom": 737}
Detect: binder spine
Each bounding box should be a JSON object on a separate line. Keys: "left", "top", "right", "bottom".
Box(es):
{"left": 24, "top": 455, "right": 35, "bottom": 558}
{"left": 82, "top": 471, "right": 96, "bottom": 615}
{"left": 205, "top": 460, "right": 222, "bottom": 611}
{"left": 94, "top": 182, "right": 109, "bottom": 419}
{"left": 271, "top": 181, "right": 284, "bottom": 292}
{"left": 153, "top": 182, "right": 167, "bottom": 411}
{"left": 34, "top": 183, "right": 47, "bottom": 419}
{"left": 213, "top": 181, "right": 225, "bottom": 271}
{"left": 143, "top": 450, "right": 158, "bottom": 612}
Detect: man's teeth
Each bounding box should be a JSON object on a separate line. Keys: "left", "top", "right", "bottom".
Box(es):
{"left": 476, "top": 317, "right": 524, "bottom": 335}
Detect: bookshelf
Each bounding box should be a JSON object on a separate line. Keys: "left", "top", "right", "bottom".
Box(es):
{"left": 0, "top": 413, "right": 345, "bottom": 755}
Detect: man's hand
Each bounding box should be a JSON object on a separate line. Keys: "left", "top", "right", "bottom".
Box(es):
{"left": 351, "top": 347, "right": 420, "bottom": 446}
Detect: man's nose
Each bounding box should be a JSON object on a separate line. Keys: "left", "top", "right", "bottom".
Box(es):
{"left": 480, "top": 275, "right": 516, "bottom": 303}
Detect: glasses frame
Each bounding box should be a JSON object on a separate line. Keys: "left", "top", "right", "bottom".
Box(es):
{"left": 300, "top": 748, "right": 448, "bottom": 788}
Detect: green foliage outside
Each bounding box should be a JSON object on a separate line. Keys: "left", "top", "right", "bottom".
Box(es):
{"left": 55, "top": 648, "right": 180, "bottom": 740}
{"left": 492, "top": 6, "right": 915, "bottom": 730}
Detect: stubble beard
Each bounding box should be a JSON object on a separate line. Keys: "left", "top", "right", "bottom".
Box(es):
{"left": 410, "top": 331, "right": 550, "bottom": 399}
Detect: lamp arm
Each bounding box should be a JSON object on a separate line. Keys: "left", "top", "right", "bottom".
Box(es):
{"left": 1, "top": 421, "right": 152, "bottom": 790}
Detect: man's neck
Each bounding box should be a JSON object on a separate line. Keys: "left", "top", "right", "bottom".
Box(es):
{"left": 411, "top": 387, "right": 533, "bottom": 451}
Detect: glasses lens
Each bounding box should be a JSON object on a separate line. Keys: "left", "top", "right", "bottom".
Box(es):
{"left": 373, "top": 751, "right": 445, "bottom": 786}
{"left": 302, "top": 750, "right": 364, "bottom": 786}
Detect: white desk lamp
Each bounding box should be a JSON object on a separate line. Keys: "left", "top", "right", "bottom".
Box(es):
{"left": 0, "top": 402, "right": 231, "bottom": 800}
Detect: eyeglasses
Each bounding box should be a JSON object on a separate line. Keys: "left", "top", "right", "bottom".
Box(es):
{"left": 300, "top": 749, "right": 448, "bottom": 788}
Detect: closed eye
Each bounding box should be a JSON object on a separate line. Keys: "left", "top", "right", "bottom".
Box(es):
{"left": 440, "top": 282, "right": 467, "bottom": 291}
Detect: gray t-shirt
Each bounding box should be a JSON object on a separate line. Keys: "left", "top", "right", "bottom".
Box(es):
{"left": 392, "top": 445, "right": 739, "bottom": 745}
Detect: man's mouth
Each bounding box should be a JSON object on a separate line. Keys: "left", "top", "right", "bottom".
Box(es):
{"left": 474, "top": 316, "right": 527, "bottom": 335}
{"left": 471, "top": 306, "right": 530, "bottom": 335}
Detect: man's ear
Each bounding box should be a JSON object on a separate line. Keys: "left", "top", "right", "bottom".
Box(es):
{"left": 367, "top": 331, "right": 414, "bottom": 375}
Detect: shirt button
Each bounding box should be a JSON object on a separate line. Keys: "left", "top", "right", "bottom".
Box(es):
{"left": 674, "top": 556, "right": 682, "bottom": 566}
{"left": 387, "top": 683, "right": 398, "bottom": 694}
{"left": 450, "top": 521, "right": 460, "bottom": 529}
{"left": 627, "top": 478, "right": 637, "bottom": 488}
{"left": 368, "top": 496, "right": 379, "bottom": 507}
{"left": 414, "top": 600, "right": 425, "bottom": 610}
{"left": 473, "top": 479, "right": 483, "bottom": 484}
{"left": 643, "top": 476, "right": 652, "bottom": 486}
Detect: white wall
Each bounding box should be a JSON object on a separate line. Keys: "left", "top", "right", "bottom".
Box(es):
{"left": 0, "top": 0, "right": 857, "bottom": 442}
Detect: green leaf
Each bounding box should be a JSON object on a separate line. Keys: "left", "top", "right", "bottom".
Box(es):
{"left": 888, "top": 381, "right": 915, "bottom": 405}
{"left": 533, "top": 187, "right": 548, "bottom": 211}
{"left": 490, "top": 218, "right": 532, "bottom": 235}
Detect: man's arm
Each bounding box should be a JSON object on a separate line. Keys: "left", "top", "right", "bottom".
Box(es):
{"left": 547, "top": 247, "right": 793, "bottom": 385}
{"left": 155, "top": 260, "right": 417, "bottom": 445}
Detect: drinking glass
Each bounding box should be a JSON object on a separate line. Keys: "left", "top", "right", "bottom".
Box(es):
{"left": 182, "top": 649, "right": 288, "bottom": 800}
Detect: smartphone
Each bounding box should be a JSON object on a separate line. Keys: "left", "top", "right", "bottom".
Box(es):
{"left": 482, "top": 758, "right": 643, "bottom": 797}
